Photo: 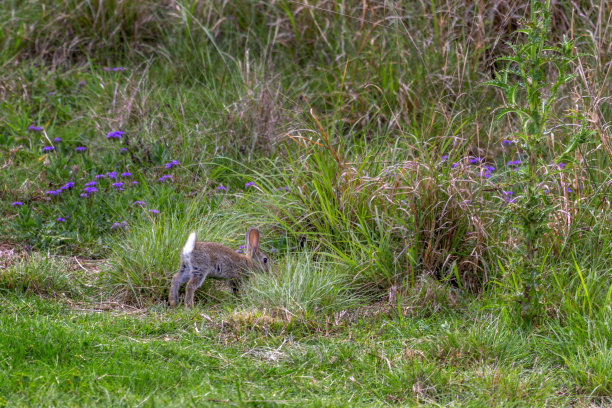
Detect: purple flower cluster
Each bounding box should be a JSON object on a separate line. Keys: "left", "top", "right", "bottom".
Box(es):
{"left": 502, "top": 191, "right": 516, "bottom": 203}
{"left": 54, "top": 137, "right": 62, "bottom": 143}
{"left": 106, "top": 131, "right": 124, "bottom": 140}
{"left": 42, "top": 146, "right": 55, "bottom": 152}
{"left": 157, "top": 175, "right": 172, "bottom": 182}
{"left": 132, "top": 201, "right": 147, "bottom": 207}
{"left": 104, "top": 67, "right": 125, "bottom": 72}
{"left": 110, "top": 221, "right": 128, "bottom": 230}
{"left": 237, "top": 244, "right": 246, "bottom": 254}
{"left": 28, "top": 126, "right": 43, "bottom": 132}
{"left": 277, "top": 186, "right": 289, "bottom": 192}
{"left": 507, "top": 160, "right": 522, "bottom": 168}
{"left": 468, "top": 157, "right": 481, "bottom": 165}
{"left": 482, "top": 165, "right": 495, "bottom": 179}
{"left": 95, "top": 174, "right": 105, "bottom": 179}
{"left": 84, "top": 181, "right": 96, "bottom": 187}
{"left": 75, "top": 146, "right": 86, "bottom": 152}
{"left": 56, "top": 217, "right": 66, "bottom": 222}
{"left": 149, "top": 209, "right": 159, "bottom": 215}
{"left": 502, "top": 140, "right": 513, "bottom": 146}
{"left": 121, "top": 172, "right": 132, "bottom": 178}
{"left": 245, "top": 181, "right": 256, "bottom": 188}
{"left": 82, "top": 186, "right": 98, "bottom": 196}
{"left": 440, "top": 155, "right": 449, "bottom": 162}
{"left": 12, "top": 202, "right": 23, "bottom": 207}
{"left": 217, "top": 185, "right": 227, "bottom": 191}
{"left": 112, "top": 182, "right": 124, "bottom": 191}
{"left": 107, "top": 172, "right": 118, "bottom": 179}
{"left": 120, "top": 148, "right": 128, "bottom": 154}
{"left": 164, "top": 160, "right": 179, "bottom": 169}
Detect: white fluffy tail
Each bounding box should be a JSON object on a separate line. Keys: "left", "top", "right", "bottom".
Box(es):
{"left": 182, "top": 232, "right": 196, "bottom": 256}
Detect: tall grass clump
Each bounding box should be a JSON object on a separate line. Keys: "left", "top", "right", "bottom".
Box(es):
{"left": 102, "top": 199, "right": 254, "bottom": 305}
{"left": 243, "top": 251, "right": 360, "bottom": 316}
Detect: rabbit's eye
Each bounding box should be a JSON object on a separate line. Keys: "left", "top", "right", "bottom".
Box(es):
{"left": 263, "top": 257, "right": 268, "bottom": 264}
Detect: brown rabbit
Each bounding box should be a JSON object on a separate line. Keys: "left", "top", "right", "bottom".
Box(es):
{"left": 169, "top": 228, "right": 270, "bottom": 307}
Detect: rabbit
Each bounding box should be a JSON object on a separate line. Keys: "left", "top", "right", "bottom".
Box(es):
{"left": 169, "top": 228, "right": 270, "bottom": 307}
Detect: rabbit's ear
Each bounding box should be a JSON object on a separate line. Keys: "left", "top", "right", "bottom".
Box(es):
{"left": 245, "top": 228, "right": 260, "bottom": 256}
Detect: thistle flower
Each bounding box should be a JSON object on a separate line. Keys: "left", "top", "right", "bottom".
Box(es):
{"left": 217, "top": 185, "right": 227, "bottom": 191}
{"left": 164, "top": 160, "right": 179, "bottom": 169}
{"left": 75, "top": 146, "right": 86, "bottom": 152}
{"left": 12, "top": 202, "right": 23, "bottom": 207}
{"left": 28, "top": 126, "right": 43, "bottom": 132}
{"left": 42, "top": 146, "right": 55, "bottom": 152}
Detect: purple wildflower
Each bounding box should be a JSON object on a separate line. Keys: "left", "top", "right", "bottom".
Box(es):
{"left": 83, "top": 186, "right": 98, "bottom": 194}
{"left": 468, "top": 157, "right": 481, "bottom": 164}
{"left": 132, "top": 201, "right": 147, "bottom": 207}
{"left": 237, "top": 244, "right": 245, "bottom": 254}
{"left": 451, "top": 163, "right": 458, "bottom": 168}
{"left": 440, "top": 155, "right": 449, "bottom": 162}
{"left": 95, "top": 174, "right": 105, "bottom": 179}
{"left": 78, "top": 81, "right": 86, "bottom": 87}
{"left": 42, "top": 146, "right": 55, "bottom": 152}
{"left": 277, "top": 186, "right": 289, "bottom": 192}
{"left": 567, "top": 187, "right": 573, "bottom": 193}
{"left": 164, "top": 160, "right": 179, "bottom": 169}
{"left": 46, "top": 190, "right": 59, "bottom": 196}
{"left": 502, "top": 140, "right": 513, "bottom": 146}
{"left": 120, "top": 172, "right": 132, "bottom": 178}
{"left": 110, "top": 221, "right": 128, "bottom": 230}
{"left": 120, "top": 148, "right": 128, "bottom": 153}
{"left": 112, "top": 182, "right": 124, "bottom": 189}
{"left": 84, "top": 181, "right": 96, "bottom": 187}
{"left": 75, "top": 146, "right": 86, "bottom": 152}
{"left": 132, "top": 181, "right": 138, "bottom": 186}
{"left": 60, "top": 182, "right": 75, "bottom": 191}
{"left": 507, "top": 160, "right": 522, "bottom": 168}
{"left": 482, "top": 165, "right": 495, "bottom": 179}
{"left": 106, "top": 131, "right": 124, "bottom": 140}
{"left": 557, "top": 162, "right": 566, "bottom": 170}
{"left": 149, "top": 209, "right": 159, "bottom": 215}
{"left": 12, "top": 202, "right": 23, "bottom": 207}
{"left": 245, "top": 181, "right": 256, "bottom": 188}
{"left": 80, "top": 193, "right": 88, "bottom": 198}
{"left": 56, "top": 217, "right": 65, "bottom": 222}
{"left": 106, "top": 172, "right": 117, "bottom": 179}
{"left": 53, "top": 137, "right": 62, "bottom": 143}
{"left": 28, "top": 126, "right": 43, "bottom": 132}
{"left": 48, "top": 92, "right": 55, "bottom": 96}
{"left": 217, "top": 185, "right": 227, "bottom": 191}
{"left": 157, "top": 175, "right": 172, "bottom": 182}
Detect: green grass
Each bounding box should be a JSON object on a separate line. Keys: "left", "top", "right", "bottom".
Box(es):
{"left": 1, "top": 0, "right": 611, "bottom": 405}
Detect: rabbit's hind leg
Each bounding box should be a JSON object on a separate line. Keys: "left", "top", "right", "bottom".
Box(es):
{"left": 184, "top": 269, "right": 208, "bottom": 308}
{"left": 169, "top": 262, "right": 191, "bottom": 307}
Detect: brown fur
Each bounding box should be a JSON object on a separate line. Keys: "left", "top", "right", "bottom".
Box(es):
{"left": 168, "top": 228, "right": 269, "bottom": 307}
